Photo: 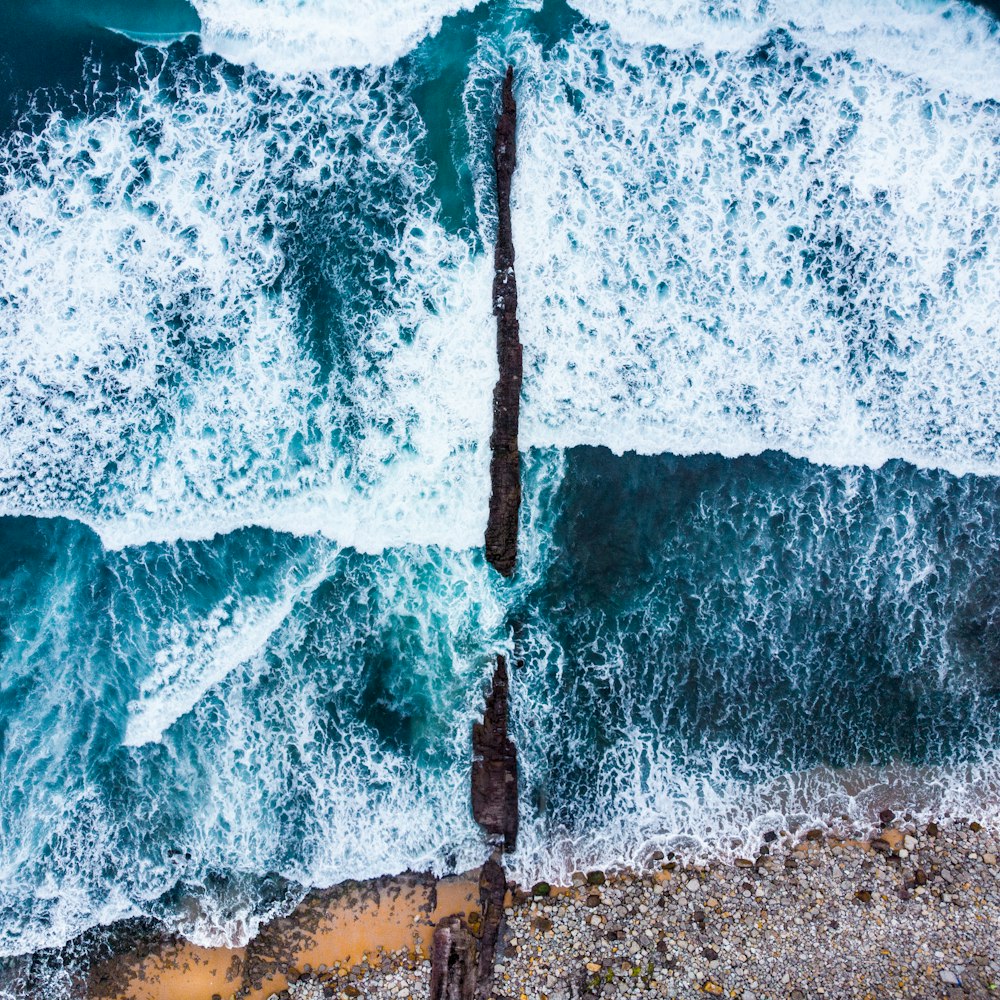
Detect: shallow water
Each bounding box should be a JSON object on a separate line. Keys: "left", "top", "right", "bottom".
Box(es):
{"left": 0, "top": 0, "right": 999, "bottom": 975}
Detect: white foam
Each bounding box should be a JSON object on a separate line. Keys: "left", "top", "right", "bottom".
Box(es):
{"left": 192, "top": 0, "right": 485, "bottom": 74}
{"left": 510, "top": 747, "right": 1000, "bottom": 883}
{"left": 0, "top": 776, "right": 145, "bottom": 959}
{"left": 510, "top": 21, "right": 1000, "bottom": 476}
{"left": 569, "top": 0, "right": 1000, "bottom": 101}
{"left": 161, "top": 545, "right": 508, "bottom": 947}
{"left": 123, "top": 563, "right": 333, "bottom": 746}
{"left": 0, "top": 59, "right": 495, "bottom": 552}
{"left": 0, "top": 535, "right": 510, "bottom": 956}
{"left": 503, "top": 446, "right": 1000, "bottom": 881}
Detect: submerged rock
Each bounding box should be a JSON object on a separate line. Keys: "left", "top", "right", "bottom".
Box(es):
{"left": 471, "top": 655, "right": 518, "bottom": 852}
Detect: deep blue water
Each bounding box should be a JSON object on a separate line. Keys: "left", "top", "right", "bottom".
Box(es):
{"left": 1, "top": 0, "right": 1000, "bottom": 975}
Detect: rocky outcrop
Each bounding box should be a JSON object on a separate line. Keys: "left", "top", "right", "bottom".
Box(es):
{"left": 441, "top": 66, "right": 521, "bottom": 1000}
{"left": 474, "top": 857, "right": 507, "bottom": 999}
{"left": 429, "top": 857, "right": 507, "bottom": 1000}
{"left": 429, "top": 915, "right": 476, "bottom": 1000}
{"left": 484, "top": 64, "right": 522, "bottom": 579}
{"left": 471, "top": 655, "right": 518, "bottom": 852}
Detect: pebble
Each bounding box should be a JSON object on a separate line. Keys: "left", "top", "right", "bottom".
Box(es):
{"left": 483, "top": 817, "right": 1000, "bottom": 1000}
{"left": 303, "top": 818, "right": 1000, "bottom": 1000}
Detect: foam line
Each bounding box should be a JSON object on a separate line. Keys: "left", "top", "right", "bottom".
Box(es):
{"left": 192, "top": 0, "right": 486, "bottom": 73}
{"left": 123, "top": 563, "right": 334, "bottom": 746}
{"left": 569, "top": 0, "right": 1000, "bottom": 101}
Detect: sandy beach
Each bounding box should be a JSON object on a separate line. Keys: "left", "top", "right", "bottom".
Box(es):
{"left": 85, "top": 872, "right": 480, "bottom": 1000}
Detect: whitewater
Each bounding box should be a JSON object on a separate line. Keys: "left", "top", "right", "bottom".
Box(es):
{"left": 1, "top": 0, "right": 999, "bottom": 971}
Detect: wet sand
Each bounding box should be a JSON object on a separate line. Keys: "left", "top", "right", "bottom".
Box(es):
{"left": 92, "top": 871, "right": 481, "bottom": 1000}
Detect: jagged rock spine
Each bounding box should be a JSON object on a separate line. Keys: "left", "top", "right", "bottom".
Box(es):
{"left": 484, "top": 64, "right": 522, "bottom": 578}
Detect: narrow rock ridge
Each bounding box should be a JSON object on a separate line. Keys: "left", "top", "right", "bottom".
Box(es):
{"left": 462, "top": 656, "right": 519, "bottom": 1000}
{"left": 471, "top": 655, "right": 519, "bottom": 852}
{"left": 435, "top": 67, "right": 522, "bottom": 1000}
{"left": 474, "top": 856, "right": 507, "bottom": 1000}
{"left": 428, "top": 856, "right": 506, "bottom": 1000}
{"left": 434, "top": 653, "right": 518, "bottom": 997}
{"left": 484, "top": 63, "right": 522, "bottom": 578}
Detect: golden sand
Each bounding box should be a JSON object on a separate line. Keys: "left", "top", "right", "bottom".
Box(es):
{"left": 96, "top": 872, "right": 480, "bottom": 1000}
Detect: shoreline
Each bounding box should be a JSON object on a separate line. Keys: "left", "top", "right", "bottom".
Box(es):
{"left": 0, "top": 871, "right": 482, "bottom": 1000}
{"left": 5, "top": 812, "right": 998, "bottom": 999}
{"left": 490, "top": 814, "right": 1000, "bottom": 999}
{"left": 92, "top": 872, "right": 482, "bottom": 1000}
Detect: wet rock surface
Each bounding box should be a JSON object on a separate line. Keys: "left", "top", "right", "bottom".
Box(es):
{"left": 430, "top": 916, "right": 476, "bottom": 1000}
{"left": 471, "top": 655, "right": 518, "bottom": 853}
{"left": 475, "top": 858, "right": 508, "bottom": 999}
{"left": 484, "top": 63, "right": 522, "bottom": 579}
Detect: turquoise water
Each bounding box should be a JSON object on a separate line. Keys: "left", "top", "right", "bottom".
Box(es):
{"left": 1, "top": 0, "right": 1000, "bottom": 982}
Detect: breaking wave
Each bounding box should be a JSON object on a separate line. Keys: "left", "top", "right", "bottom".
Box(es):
{"left": 512, "top": 12, "right": 1000, "bottom": 474}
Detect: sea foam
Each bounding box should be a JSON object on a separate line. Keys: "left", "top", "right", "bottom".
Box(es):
{"left": 3, "top": 0, "right": 1000, "bottom": 972}
{"left": 570, "top": 0, "right": 1000, "bottom": 102}
{"left": 0, "top": 523, "right": 507, "bottom": 956}
{"left": 193, "top": 0, "right": 486, "bottom": 73}
{"left": 507, "top": 449, "right": 1000, "bottom": 883}
{"left": 510, "top": 12, "right": 1000, "bottom": 476}
{"left": 0, "top": 54, "right": 494, "bottom": 552}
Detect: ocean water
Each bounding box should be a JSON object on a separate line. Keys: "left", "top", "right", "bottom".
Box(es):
{"left": 1, "top": 0, "right": 1000, "bottom": 982}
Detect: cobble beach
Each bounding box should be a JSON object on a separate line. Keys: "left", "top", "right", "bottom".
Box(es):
{"left": 263, "top": 817, "right": 1000, "bottom": 1000}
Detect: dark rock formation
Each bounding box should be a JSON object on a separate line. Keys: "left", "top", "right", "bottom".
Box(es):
{"left": 471, "top": 655, "right": 518, "bottom": 852}
{"left": 474, "top": 856, "right": 507, "bottom": 999}
{"left": 484, "top": 64, "right": 522, "bottom": 578}
{"left": 429, "top": 858, "right": 507, "bottom": 1000}
{"left": 429, "top": 915, "right": 476, "bottom": 1000}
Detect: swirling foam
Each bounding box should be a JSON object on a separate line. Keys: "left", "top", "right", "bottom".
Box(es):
{"left": 507, "top": 449, "right": 1000, "bottom": 882}
{"left": 0, "top": 521, "right": 508, "bottom": 955}
{"left": 512, "top": 15, "right": 1000, "bottom": 475}
{"left": 0, "top": 54, "right": 494, "bottom": 551}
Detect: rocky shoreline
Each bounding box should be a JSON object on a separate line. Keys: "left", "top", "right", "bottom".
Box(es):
{"left": 277, "top": 815, "right": 999, "bottom": 1000}
{"left": 2, "top": 814, "right": 997, "bottom": 999}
